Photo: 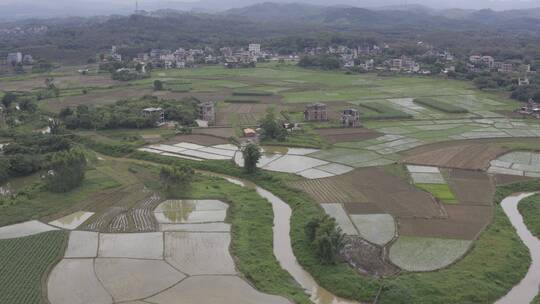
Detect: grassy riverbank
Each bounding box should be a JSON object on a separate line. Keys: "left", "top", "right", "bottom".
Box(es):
{"left": 517, "top": 191, "right": 540, "bottom": 304}
{"left": 177, "top": 174, "right": 311, "bottom": 304}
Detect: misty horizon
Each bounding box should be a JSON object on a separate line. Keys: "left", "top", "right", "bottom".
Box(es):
{"left": 1, "top": 0, "right": 540, "bottom": 21}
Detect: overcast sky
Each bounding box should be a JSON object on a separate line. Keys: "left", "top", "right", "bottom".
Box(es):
{"left": 1, "top": 0, "right": 540, "bottom": 21}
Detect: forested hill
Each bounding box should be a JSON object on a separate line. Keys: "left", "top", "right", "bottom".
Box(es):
{"left": 1, "top": 2, "right": 540, "bottom": 63}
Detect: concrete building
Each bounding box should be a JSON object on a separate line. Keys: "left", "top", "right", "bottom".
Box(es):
{"left": 519, "top": 77, "right": 530, "bottom": 86}
{"left": 304, "top": 103, "right": 328, "bottom": 121}
{"left": 7, "top": 52, "right": 22, "bottom": 65}
{"left": 199, "top": 101, "right": 216, "bottom": 124}
{"left": 142, "top": 107, "right": 165, "bottom": 126}
{"left": 248, "top": 44, "right": 261, "bottom": 54}
{"left": 23, "top": 54, "right": 34, "bottom": 64}
{"left": 341, "top": 108, "right": 360, "bottom": 127}
{"left": 498, "top": 63, "right": 513, "bottom": 73}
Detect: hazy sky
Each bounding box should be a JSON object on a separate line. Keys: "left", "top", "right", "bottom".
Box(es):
{"left": 1, "top": 0, "right": 540, "bottom": 21}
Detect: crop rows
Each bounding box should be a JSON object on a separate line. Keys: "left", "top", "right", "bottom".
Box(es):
{"left": 0, "top": 231, "right": 66, "bottom": 304}
{"left": 413, "top": 98, "right": 468, "bottom": 114}
{"left": 108, "top": 213, "right": 129, "bottom": 232}
{"left": 357, "top": 103, "right": 413, "bottom": 120}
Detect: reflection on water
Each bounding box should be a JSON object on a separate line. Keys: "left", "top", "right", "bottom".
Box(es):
{"left": 497, "top": 192, "right": 540, "bottom": 304}
{"left": 160, "top": 200, "right": 196, "bottom": 223}
{"left": 208, "top": 172, "right": 358, "bottom": 304}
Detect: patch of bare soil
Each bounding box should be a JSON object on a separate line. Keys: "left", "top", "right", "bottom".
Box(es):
{"left": 293, "top": 167, "right": 443, "bottom": 218}
{"left": 493, "top": 174, "right": 534, "bottom": 186}
{"left": 165, "top": 134, "right": 228, "bottom": 146}
{"left": 397, "top": 205, "right": 492, "bottom": 240}
{"left": 192, "top": 127, "right": 235, "bottom": 139}
{"left": 340, "top": 236, "right": 400, "bottom": 277}
{"left": 315, "top": 128, "right": 383, "bottom": 144}
{"left": 400, "top": 138, "right": 540, "bottom": 170}
{"left": 447, "top": 169, "right": 494, "bottom": 205}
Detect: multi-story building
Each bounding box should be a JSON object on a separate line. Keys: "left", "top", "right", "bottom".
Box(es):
{"left": 304, "top": 103, "right": 328, "bottom": 121}
{"left": 248, "top": 44, "right": 261, "bottom": 54}
{"left": 341, "top": 108, "right": 360, "bottom": 127}
{"left": 142, "top": 107, "right": 165, "bottom": 126}
{"left": 199, "top": 101, "right": 216, "bottom": 124}
{"left": 7, "top": 52, "right": 22, "bottom": 65}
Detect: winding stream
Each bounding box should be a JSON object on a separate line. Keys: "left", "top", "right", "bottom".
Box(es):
{"left": 497, "top": 193, "right": 540, "bottom": 304}
{"left": 214, "top": 174, "right": 358, "bottom": 304}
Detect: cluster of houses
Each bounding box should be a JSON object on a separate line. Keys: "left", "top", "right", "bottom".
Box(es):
{"left": 113, "top": 43, "right": 265, "bottom": 70}
{"left": 468, "top": 55, "right": 533, "bottom": 83}
{"left": 304, "top": 103, "right": 360, "bottom": 127}
{"left": 4, "top": 52, "right": 34, "bottom": 66}
{"left": 304, "top": 42, "right": 451, "bottom": 74}
{"left": 141, "top": 101, "right": 217, "bottom": 127}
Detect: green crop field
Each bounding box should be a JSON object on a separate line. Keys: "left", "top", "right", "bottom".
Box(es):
{"left": 0, "top": 231, "right": 67, "bottom": 304}
{"left": 518, "top": 194, "right": 540, "bottom": 238}
{"left": 416, "top": 183, "right": 457, "bottom": 204}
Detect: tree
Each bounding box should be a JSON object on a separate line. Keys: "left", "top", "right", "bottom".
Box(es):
{"left": 305, "top": 215, "right": 345, "bottom": 264}
{"left": 153, "top": 80, "right": 164, "bottom": 91}
{"left": 1, "top": 92, "right": 17, "bottom": 108}
{"left": 160, "top": 164, "right": 194, "bottom": 197}
{"left": 45, "top": 148, "right": 87, "bottom": 192}
{"left": 49, "top": 119, "right": 63, "bottom": 135}
{"left": 242, "top": 143, "right": 261, "bottom": 173}
{"left": 259, "top": 109, "right": 287, "bottom": 141}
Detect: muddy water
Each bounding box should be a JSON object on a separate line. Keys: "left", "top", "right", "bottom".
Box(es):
{"left": 211, "top": 173, "right": 358, "bottom": 304}
{"left": 497, "top": 193, "right": 540, "bottom": 304}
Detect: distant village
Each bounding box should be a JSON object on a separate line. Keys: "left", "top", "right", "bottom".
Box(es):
{"left": 4, "top": 40, "right": 535, "bottom": 81}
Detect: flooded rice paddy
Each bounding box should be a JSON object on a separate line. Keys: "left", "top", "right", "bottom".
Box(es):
{"left": 46, "top": 197, "right": 293, "bottom": 304}
{"left": 48, "top": 211, "right": 95, "bottom": 230}
{"left": 140, "top": 142, "right": 355, "bottom": 179}
{"left": 489, "top": 151, "right": 540, "bottom": 177}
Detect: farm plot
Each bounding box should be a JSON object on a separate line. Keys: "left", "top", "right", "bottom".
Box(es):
{"left": 488, "top": 151, "right": 540, "bottom": 177}
{"left": 154, "top": 199, "right": 228, "bottom": 224}
{"left": 310, "top": 148, "right": 395, "bottom": 168}
{"left": 216, "top": 102, "right": 284, "bottom": 126}
{"left": 401, "top": 139, "right": 513, "bottom": 170}
{"left": 0, "top": 220, "right": 58, "bottom": 240}
{"left": 397, "top": 205, "right": 493, "bottom": 240}
{"left": 295, "top": 167, "right": 443, "bottom": 218}
{"left": 447, "top": 169, "right": 494, "bottom": 205}
{"left": 350, "top": 214, "right": 396, "bottom": 246}
{"left": 48, "top": 211, "right": 94, "bottom": 230}
{"left": 406, "top": 165, "right": 457, "bottom": 204}
{"left": 315, "top": 128, "right": 382, "bottom": 144}
{"left": 389, "top": 236, "right": 472, "bottom": 271}
{"left": 0, "top": 231, "right": 66, "bottom": 304}
{"left": 42, "top": 86, "right": 153, "bottom": 112}
{"left": 320, "top": 204, "right": 358, "bottom": 235}
{"left": 191, "top": 127, "right": 236, "bottom": 139}
{"left": 47, "top": 184, "right": 292, "bottom": 304}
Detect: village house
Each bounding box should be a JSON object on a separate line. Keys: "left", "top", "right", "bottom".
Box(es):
{"left": 391, "top": 58, "right": 403, "bottom": 71}
{"left": 304, "top": 103, "right": 328, "bottom": 121}
{"left": 248, "top": 43, "right": 261, "bottom": 55}
{"left": 6, "top": 52, "right": 22, "bottom": 65}
{"left": 519, "top": 77, "right": 530, "bottom": 86}
{"left": 142, "top": 107, "right": 165, "bottom": 126}
{"left": 198, "top": 101, "right": 216, "bottom": 124}
{"left": 519, "top": 99, "right": 540, "bottom": 118}
{"left": 498, "top": 63, "right": 513, "bottom": 73}
{"left": 23, "top": 55, "right": 34, "bottom": 65}
{"left": 341, "top": 108, "right": 360, "bottom": 127}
